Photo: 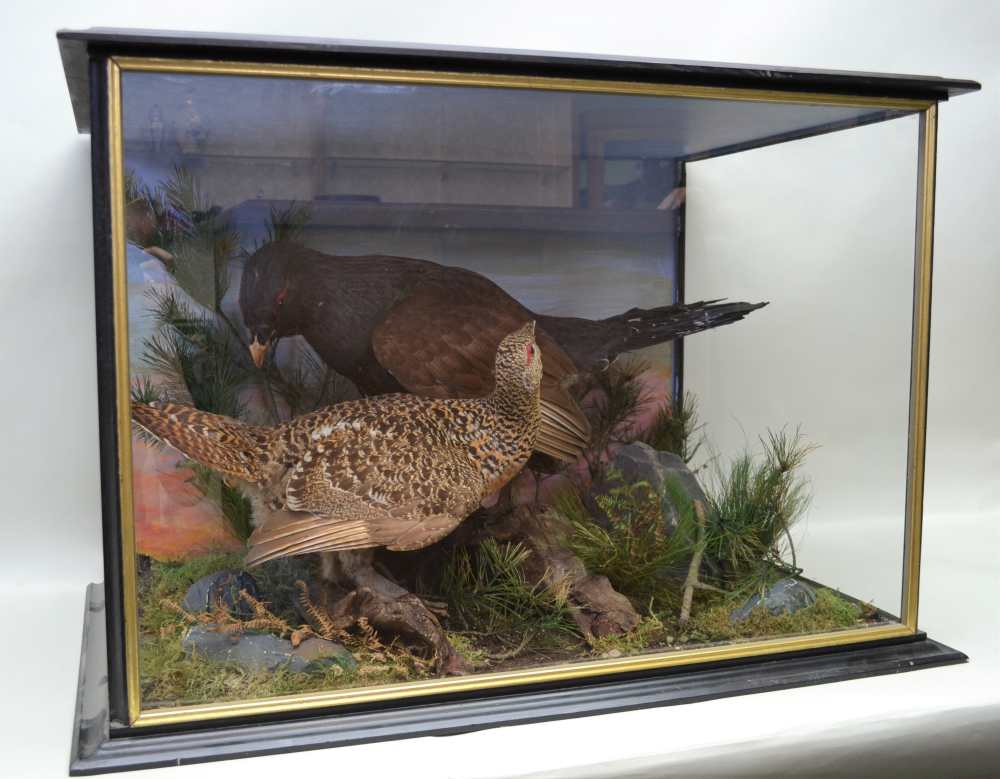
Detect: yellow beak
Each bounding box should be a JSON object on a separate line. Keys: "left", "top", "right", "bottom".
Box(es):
{"left": 249, "top": 337, "right": 269, "bottom": 369}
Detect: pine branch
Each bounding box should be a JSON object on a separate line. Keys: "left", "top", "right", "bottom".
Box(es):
{"left": 703, "top": 427, "right": 815, "bottom": 589}
{"left": 578, "top": 358, "right": 651, "bottom": 480}
{"left": 643, "top": 391, "right": 704, "bottom": 463}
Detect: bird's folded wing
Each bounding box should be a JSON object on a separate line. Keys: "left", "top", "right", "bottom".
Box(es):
{"left": 245, "top": 501, "right": 465, "bottom": 565}
{"left": 372, "top": 286, "right": 519, "bottom": 398}
{"left": 244, "top": 425, "right": 481, "bottom": 564}
{"left": 372, "top": 285, "right": 590, "bottom": 459}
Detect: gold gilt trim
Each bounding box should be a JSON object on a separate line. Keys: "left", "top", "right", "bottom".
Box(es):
{"left": 901, "top": 105, "right": 938, "bottom": 630}
{"left": 105, "top": 55, "right": 934, "bottom": 727}
{"left": 107, "top": 57, "right": 143, "bottom": 723}
{"left": 135, "top": 623, "right": 914, "bottom": 727}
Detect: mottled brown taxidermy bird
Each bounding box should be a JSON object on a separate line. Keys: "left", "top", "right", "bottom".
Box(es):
{"left": 239, "top": 242, "right": 766, "bottom": 461}
{"left": 132, "top": 322, "right": 542, "bottom": 565}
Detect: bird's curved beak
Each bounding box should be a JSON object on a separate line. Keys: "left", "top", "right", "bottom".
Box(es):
{"left": 249, "top": 336, "right": 270, "bottom": 369}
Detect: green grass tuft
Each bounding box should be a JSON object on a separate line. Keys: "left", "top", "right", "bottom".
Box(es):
{"left": 578, "top": 358, "right": 650, "bottom": 478}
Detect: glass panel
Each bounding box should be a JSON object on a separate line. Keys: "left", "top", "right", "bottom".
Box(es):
{"left": 684, "top": 115, "right": 920, "bottom": 616}
{"left": 119, "top": 69, "right": 918, "bottom": 712}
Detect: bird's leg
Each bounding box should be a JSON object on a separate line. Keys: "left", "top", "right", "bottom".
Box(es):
{"left": 319, "top": 550, "right": 466, "bottom": 675}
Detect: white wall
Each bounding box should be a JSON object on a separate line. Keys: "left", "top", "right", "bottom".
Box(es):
{"left": 1, "top": 2, "right": 998, "bottom": 777}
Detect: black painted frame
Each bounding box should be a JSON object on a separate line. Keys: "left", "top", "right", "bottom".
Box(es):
{"left": 87, "top": 55, "right": 130, "bottom": 726}
{"left": 58, "top": 28, "right": 981, "bottom": 134}
{"left": 70, "top": 583, "right": 965, "bottom": 775}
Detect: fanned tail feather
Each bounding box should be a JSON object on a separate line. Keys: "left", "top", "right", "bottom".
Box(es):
{"left": 533, "top": 299, "right": 765, "bottom": 460}
{"left": 537, "top": 399, "right": 589, "bottom": 460}
{"left": 537, "top": 378, "right": 590, "bottom": 461}
{"left": 611, "top": 299, "right": 768, "bottom": 352}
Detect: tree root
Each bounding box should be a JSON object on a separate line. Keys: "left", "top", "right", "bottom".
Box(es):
{"left": 318, "top": 550, "right": 467, "bottom": 675}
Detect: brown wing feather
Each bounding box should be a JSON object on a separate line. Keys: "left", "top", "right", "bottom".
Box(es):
{"left": 246, "top": 401, "right": 484, "bottom": 562}
{"left": 131, "top": 402, "right": 275, "bottom": 483}
{"left": 245, "top": 502, "right": 464, "bottom": 565}
{"left": 372, "top": 283, "right": 590, "bottom": 459}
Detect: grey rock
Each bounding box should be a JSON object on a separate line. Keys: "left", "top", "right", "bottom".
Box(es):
{"left": 292, "top": 637, "right": 359, "bottom": 673}
{"left": 594, "top": 442, "right": 708, "bottom": 533}
{"left": 181, "top": 625, "right": 358, "bottom": 674}
{"left": 182, "top": 570, "right": 260, "bottom": 619}
{"left": 730, "top": 578, "right": 817, "bottom": 622}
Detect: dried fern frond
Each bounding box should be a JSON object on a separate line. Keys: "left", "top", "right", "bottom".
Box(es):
{"left": 160, "top": 599, "right": 200, "bottom": 624}
{"left": 234, "top": 589, "right": 294, "bottom": 636}
{"left": 294, "top": 580, "right": 346, "bottom": 641}
{"left": 355, "top": 616, "right": 382, "bottom": 650}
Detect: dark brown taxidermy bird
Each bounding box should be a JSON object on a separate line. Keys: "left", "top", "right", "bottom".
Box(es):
{"left": 239, "top": 242, "right": 766, "bottom": 461}
{"left": 131, "top": 322, "right": 543, "bottom": 565}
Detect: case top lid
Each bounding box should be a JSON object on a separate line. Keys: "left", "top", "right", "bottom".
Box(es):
{"left": 58, "top": 27, "right": 980, "bottom": 135}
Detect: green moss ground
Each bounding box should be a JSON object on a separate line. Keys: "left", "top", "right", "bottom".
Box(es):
{"left": 585, "top": 586, "right": 866, "bottom": 657}
{"left": 138, "top": 549, "right": 874, "bottom": 709}
{"left": 138, "top": 553, "right": 434, "bottom": 708}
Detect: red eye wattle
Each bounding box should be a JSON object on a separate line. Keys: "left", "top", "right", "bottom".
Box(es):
{"left": 525, "top": 343, "right": 535, "bottom": 365}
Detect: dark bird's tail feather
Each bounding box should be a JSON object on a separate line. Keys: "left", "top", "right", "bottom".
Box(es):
{"left": 608, "top": 299, "right": 768, "bottom": 353}
{"left": 131, "top": 402, "right": 275, "bottom": 484}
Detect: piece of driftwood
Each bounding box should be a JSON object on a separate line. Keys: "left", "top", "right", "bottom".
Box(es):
{"left": 319, "top": 550, "right": 467, "bottom": 675}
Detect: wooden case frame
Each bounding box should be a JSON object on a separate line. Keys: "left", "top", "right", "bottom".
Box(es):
{"left": 57, "top": 28, "right": 978, "bottom": 773}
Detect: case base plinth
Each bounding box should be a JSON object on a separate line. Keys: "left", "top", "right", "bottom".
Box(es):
{"left": 71, "top": 582, "right": 967, "bottom": 775}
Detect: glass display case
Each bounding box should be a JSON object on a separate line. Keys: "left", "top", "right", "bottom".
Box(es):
{"left": 58, "top": 28, "right": 979, "bottom": 773}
